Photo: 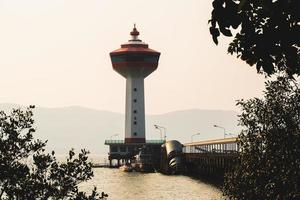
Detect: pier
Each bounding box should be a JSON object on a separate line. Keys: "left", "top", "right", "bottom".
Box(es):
{"left": 183, "top": 137, "right": 238, "bottom": 179}
{"left": 103, "top": 137, "right": 239, "bottom": 178}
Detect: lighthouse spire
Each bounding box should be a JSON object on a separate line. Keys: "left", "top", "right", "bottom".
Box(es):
{"left": 130, "top": 24, "right": 141, "bottom": 41}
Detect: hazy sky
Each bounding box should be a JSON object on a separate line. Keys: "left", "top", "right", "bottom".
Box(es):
{"left": 0, "top": 0, "right": 266, "bottom": 114}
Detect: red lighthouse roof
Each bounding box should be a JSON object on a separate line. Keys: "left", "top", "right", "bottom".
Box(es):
{"left": 110, "top": 25, "right": 160, "bottom": 55}
{"left": 110, "top": 25, "right": 161, "bottom": 78}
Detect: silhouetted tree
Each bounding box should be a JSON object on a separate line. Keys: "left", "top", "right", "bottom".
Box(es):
{"left": 0, "top": 106, "right": 108, "bottom": 199}
{"left": 209, "top": 0, "right": 300, "bottom": 76}
{"left": 223, "top": 76, "right": 300, "bottom": 199}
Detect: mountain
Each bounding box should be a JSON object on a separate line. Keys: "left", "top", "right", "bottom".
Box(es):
{"left": 0, "top": 103, "right": 241, "bottom": 154}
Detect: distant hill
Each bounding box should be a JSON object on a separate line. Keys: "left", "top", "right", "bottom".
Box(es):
{"left": 0, "top": 103, "right": 241, "bottom": 154}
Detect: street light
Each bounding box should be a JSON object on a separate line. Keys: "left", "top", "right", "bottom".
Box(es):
{"left": 226, "top": 132, "right": 235, "bottom": 137}
{"left": 154, "top": 124, "right": 166, "bottom": 141}
{"left": 213, "top": 124, "right": 226, "bottom": 139}
{"left": 191, "top": 132, "right": 201, "bottom": 142}
{"left": 110, "top": 134, "right": 119, "bottom": 140}
{"left": 154, "top": 125, "right": 162, "bottom": 140}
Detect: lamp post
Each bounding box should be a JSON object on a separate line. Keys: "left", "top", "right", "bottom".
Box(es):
{"left": 154, "top": 125, "right": 162, "bottom": 140}
{"left": 191, "top": 132, "right": 201, "bottom": 142}
{"left": 213, "top": 124, "right": 226, "bottom": 139}
{"left": 110, "top": 134, "right": 119, "bottom": 140}
{"left": 226, "top": 132, "right": 235, "bottom": 137}
{"left": 154, "top": 124, "right": 166, "bottom": 141}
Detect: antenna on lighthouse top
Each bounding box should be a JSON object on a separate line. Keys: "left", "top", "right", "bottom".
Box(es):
{"left": 129, "top": 23, "right": 142, "bottom": 42}
{"left": 130, "top": 23, "right": 139, "bottom": 38}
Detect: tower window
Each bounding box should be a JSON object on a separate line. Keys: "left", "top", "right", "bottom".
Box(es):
{"left": 134, "top": 110, "right": 137, "bottom": 114}
{"left": 134, "top": 132, "right": 137, "bottom": 136}
{"left": 133, "top": 88, "right": 137, "bottom": 92}
{"left": 134, "top": 121, "right": 137, "bottom": 125}
{"left": 133, "top": 99, "right": 137, "bottom": 103}
{"left": 134, "top": 117, "right": 137, "bottom": 120}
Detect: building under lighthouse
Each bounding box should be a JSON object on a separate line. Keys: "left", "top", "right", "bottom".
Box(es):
{"left": 105, "top": 25, "right": 163, "bottom": 167}
{"left": 110, "top": 25, "right": 160, "bottom": 143}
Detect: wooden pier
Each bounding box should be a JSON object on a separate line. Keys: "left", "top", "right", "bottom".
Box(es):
{"left": 91, "top": 163, "right": 115, "bottom": 168}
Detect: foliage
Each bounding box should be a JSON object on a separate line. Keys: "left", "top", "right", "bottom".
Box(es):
{"left": 209, "top": 0, "right": 300, "bottom": 76}
{"left": 0, "top": 106, "right": 108, "bottom": 200}
{"left": 223, "top": 76, "right": 300, "bottom": 199}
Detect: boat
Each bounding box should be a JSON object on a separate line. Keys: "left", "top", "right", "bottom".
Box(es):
{"left": 134, "top": 146, "right": 155, "bottom": 173}
{"left": 119, "top": 164, "right": 133, "bottom": 172}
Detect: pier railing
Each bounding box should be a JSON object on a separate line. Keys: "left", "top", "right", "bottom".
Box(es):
{"left": 105, "top": 139, "right": 165, "bottom": 145}
{"left": 105, "top": 140, "right": 124, "bottom": 144}
{"left": 183, "top": 137, "right": 239, "bottom": 154}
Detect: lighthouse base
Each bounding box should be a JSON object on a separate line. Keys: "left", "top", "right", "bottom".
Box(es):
{"left": 125, "top": 138, "right": 145, "bottom": 143}
{"left": 104, "top": 139, "right": 165, "bottom": 169}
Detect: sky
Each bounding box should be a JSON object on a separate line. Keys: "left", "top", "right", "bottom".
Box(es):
{"left": 0, "top": 0, "right": 266, "bottom": 114}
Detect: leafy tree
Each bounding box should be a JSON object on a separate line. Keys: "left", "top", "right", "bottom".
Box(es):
{"left": 209, "top": 0, "right": 300, "bottom": 76}
{"left": 0, "top": 106, "right": 108, "bottom": 200}
{"left": 223, "top": 76, "right": 300, "bottom": 199}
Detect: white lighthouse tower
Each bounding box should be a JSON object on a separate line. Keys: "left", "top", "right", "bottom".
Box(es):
{"left": 110, "top": 25, "right": 160, "bottom": 143}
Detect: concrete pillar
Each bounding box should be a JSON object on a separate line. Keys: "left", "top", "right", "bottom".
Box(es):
{"left": 125, "top": 76, "right": 145, "bottom": 143}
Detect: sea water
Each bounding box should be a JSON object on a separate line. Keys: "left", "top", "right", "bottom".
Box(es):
{"left": 55, "top": 154, "right": 222, "bottom": 199}
{"left": 80, "top": 168, "right": 223, "bottom": 200}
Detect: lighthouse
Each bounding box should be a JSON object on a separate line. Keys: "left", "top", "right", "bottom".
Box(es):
{"left": 110, "top": 25, "right": 160, "bottom": 143}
